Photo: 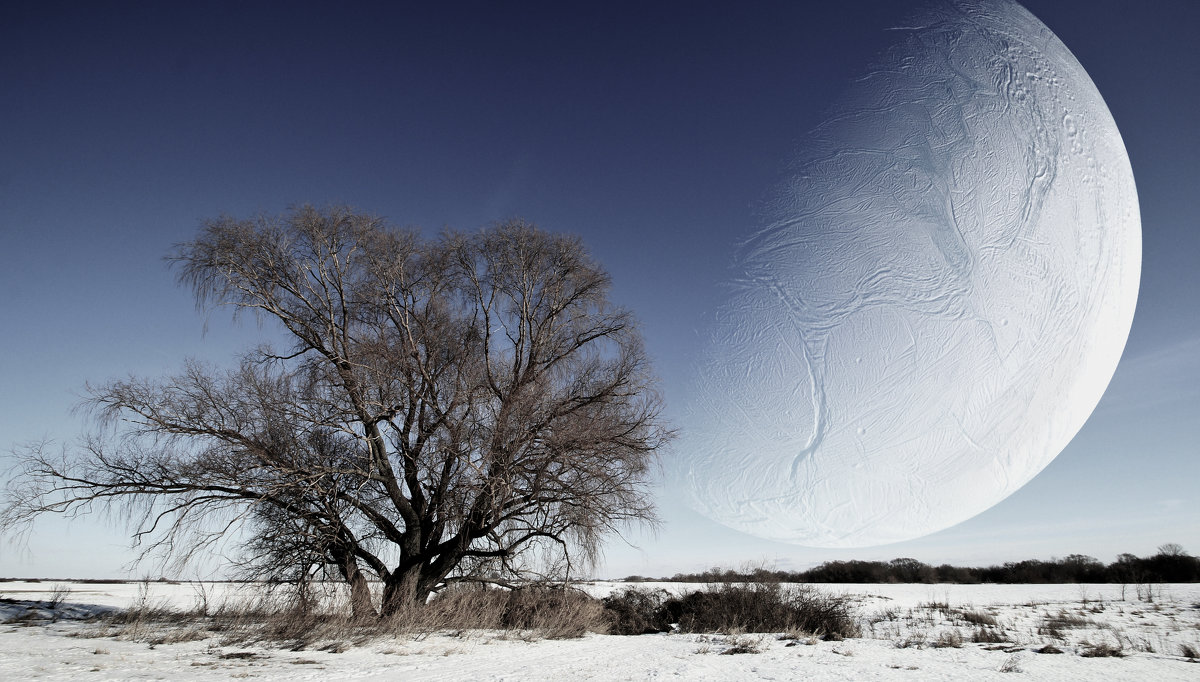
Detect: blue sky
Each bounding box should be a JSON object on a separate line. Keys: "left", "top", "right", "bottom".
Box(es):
{"left": 1, "top": 0, "right": 1197, "bottom": 579}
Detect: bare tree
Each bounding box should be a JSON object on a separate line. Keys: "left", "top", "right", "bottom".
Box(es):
{"left": 2, "top": 207, "right": 671, "bottom": 617}
{"left": 1156, "top": 543, "right": 1187, "bottom": 557}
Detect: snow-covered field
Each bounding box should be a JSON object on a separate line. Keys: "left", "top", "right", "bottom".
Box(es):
{"left": 2, "top": 580, "right": 1198, "bottom": 680}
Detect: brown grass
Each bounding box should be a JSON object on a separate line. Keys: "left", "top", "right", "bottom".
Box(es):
{"left": 1079, "top": 641, "right": 1125, "bottom": 658}
{"left": 956, "top": 609, "right": 997, "bottom": 626}
{"left": 77, "top": 582, "right": 609, "bottom": 651}
{"left": 970, "top": 627, "right": 1009, "bottom": 644}
{"left": 930, "top": 630, "right": 963, "bottom": 648}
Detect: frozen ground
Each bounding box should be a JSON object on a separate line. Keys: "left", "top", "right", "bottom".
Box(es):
{"left": 2, "top": 581, "right": 1197, "bottom": 680}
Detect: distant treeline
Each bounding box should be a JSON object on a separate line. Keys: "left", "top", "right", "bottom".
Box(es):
{"left": 626, "top": 544, "right": 1200, "bottom": 584}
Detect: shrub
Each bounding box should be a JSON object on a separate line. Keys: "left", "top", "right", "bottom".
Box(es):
{"left": 497, "top": 585, "right": 605, "bottom": 639}
{"left": 665, "top": 583, "right": 858, "bottom": 639}
{"left": 46, "top": 584, "right": 72, "bottom": 610}
{"left": 406, "top": 582, "right": 607, "bottom": 639}
{"left": 601, "top": 588, "right": 672, "bottom": 635}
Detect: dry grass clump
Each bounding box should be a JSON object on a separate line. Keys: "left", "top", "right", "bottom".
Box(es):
{"left": 867, "top": 607, "right": 900, "bottom": 624}
{"left": 95, "top": 584, "right": 211, "bottom": 644}
{"left": 1038, "top": 610, "right": 1092, "bottom": 639}
{"left": 1079, "top": 640, "right": 1125, "bottom": 658}
{"left": 718, "top": 634, "right": 765, "bottom": 655}
{"left": 91, "top": 588, "right": 337, "bottom": 649}
{"left": 919, "top": 600, "right": 951, "bottom": 615}
{"left": 971, "top": 627, "right": 1009, "bottom": 644}
{"left": 998, "top": 654, "right": 1022, "bottom": 673}
{"left": 215, "top": 605, "right": 371, "bottom": 650}
{"left": 957, "top": 609, "right": 998, "bottom": 627}
{"left": 930, "top": 630, "right": 963, "bottom": 648}
{"left": 1044, "top": 610, "right": 1091, "bottom": 628}
{"left": 894, "top": 631, "right": 926, "bottom": 649}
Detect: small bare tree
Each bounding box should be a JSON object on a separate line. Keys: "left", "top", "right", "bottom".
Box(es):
{"left": 2, "top": 207, "right": 670, "bottom": 617}
{"left": 1156, "top": 543, "right": 1186, "bottom": 557}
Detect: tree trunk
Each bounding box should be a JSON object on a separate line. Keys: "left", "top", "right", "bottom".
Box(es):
{"left": 334, "top": 550, "right": 378, "bottom": 619}
{"left": 380, "top": 566, "right": 437, "bottom": 618}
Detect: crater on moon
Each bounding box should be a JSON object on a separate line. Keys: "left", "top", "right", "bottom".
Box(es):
{"left": 677, "top": 0, "right": 1140, "bottom": 547}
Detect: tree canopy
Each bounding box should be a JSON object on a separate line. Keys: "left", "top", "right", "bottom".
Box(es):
{"left": 2, "top": 207, "right": 671, "bottom": 616}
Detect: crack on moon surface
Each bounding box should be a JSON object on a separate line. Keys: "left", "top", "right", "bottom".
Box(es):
{"left": 675, "top": 0, "right": 1140, "bottom": 547}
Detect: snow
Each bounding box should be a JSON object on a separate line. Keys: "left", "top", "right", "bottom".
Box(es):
{"left": 2, "top": 581, "right": 1197, "bottom": 680}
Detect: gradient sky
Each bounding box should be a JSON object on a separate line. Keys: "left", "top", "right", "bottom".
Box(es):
{"left": 2, "top": 0, "right": 1197, "bottom": 579}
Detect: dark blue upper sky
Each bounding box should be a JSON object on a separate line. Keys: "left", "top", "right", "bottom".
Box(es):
{"left": 2, "top": 0, "right": 1197, "bottom": 577}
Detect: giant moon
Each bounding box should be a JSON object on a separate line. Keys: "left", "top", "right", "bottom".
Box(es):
{"left": 678, "top": 0, "right": 1140, "bottom": 546}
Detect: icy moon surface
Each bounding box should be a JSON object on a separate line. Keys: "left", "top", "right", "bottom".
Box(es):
{"left": 679, "top": 0, "right": 1140, "bottom": 546}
